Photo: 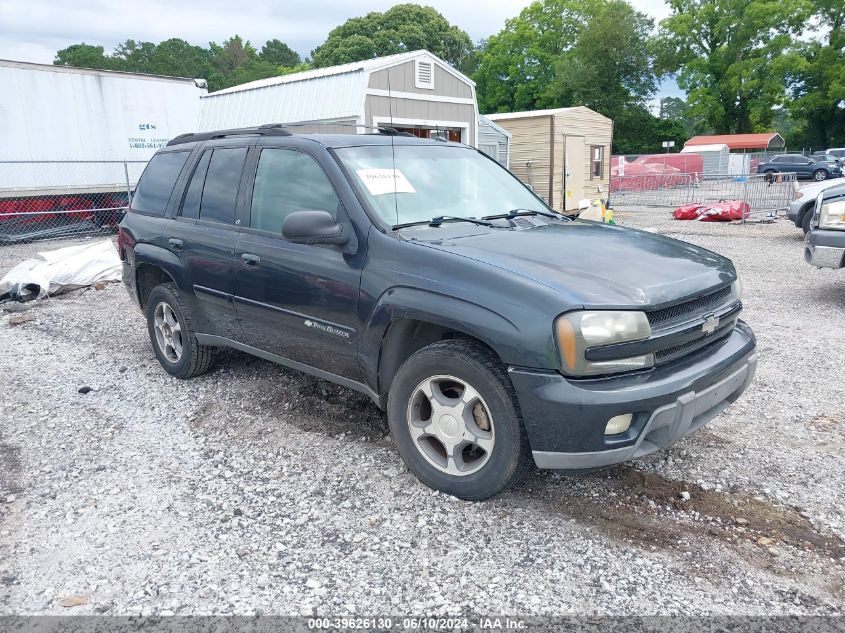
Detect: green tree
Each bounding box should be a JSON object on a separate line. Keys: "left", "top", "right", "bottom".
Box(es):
{"left": 148, "top": 39, "right": 211, "bottom": 78}
{"left": 550, "top": 0, "right": 656, "bottom": 121}
{"left": 473, "top": 0, "right": 656, "bottom": 117}
{"left": 613, "top": 105, "right": 686, "bottom": 154}
{"left": 474, "top": 0, "right": 586, "bottom": 112}
{"left": 784, "top": 0, "right": 845, "bottom": 148}
{"left": 53, "top": 35, "right": 304, "bottom": 92}
{"left": 311, "top": 4, "right": 474, "bottom": 72}
{"left": 54, "top": 44, "right": 114, "bottom": 70}
{"left": 209, "top": 36, "right": 257, "bottom": 76}
{"left": 659, "top": 96, "right": 708, "bottom": 137}
{"left": 657, "top": 0, "right": 812, "bottom": 134}
{"left": 260, "top": 39, "right": 301, "bottom": 67}
{"left": 112, "top": 40, "right": 157, "bottom": 71}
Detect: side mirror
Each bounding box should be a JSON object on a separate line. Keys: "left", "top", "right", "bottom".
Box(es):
{"left": 282, "top": 210, "right": 349, "bottom": 246}
{"left": 525, "top": 183, "right": 535, "bottom": 192}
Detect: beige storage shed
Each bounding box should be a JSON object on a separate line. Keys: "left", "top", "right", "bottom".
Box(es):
{"left": 487, "top": 107, "right": 613, "bottom": 213}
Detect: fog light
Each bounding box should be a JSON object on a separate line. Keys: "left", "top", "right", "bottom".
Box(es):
{"left": 605, "top": 413, "right": 633, "bottom": 435}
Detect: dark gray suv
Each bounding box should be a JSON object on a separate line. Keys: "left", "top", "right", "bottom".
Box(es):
{"left": 757, "top": 154, "right": 842, "bottom": 181}
{"left": 119, "top": 125, "right": 757, "bottom": 500}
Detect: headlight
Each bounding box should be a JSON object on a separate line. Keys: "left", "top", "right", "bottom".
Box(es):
{"left": 819, "top": 200, "right": 845, "bottom": 230}
{"left": 731, "top": 277, "right": 742, "bottom": 301}
{"left": 555, "top": 311, "right": 652, "bottom": 376}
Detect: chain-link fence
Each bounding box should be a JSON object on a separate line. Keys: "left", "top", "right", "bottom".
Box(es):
{"left": 610, "top": 172, "right": 798, "bottom": 221}
{"left": 0, "top": 160, "right": 147, "bottom": 244}
{"left": 608, "top": 174, "right": 694, "bottom": 208}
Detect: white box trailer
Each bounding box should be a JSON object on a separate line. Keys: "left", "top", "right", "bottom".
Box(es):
{"left": 0, "top": 59, "right": 206, "bottom": 197}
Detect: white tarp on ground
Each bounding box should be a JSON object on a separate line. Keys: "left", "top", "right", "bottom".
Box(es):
{"left": 0, "top": 240, "right": 121, "bottom": 300}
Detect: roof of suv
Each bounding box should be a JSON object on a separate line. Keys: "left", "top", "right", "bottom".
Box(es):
{"left": 166, "top": 125, "right": 463, "bottom": 150}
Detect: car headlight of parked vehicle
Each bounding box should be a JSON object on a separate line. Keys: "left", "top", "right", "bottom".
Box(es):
{"left": 819, "top": 199, "right": 845, "bottom": 230}
{"left": 555, "top": 310, "right": 653, "bottom": 376}
{"left": 731, "top": 277, "right": 743, "bottom": 301}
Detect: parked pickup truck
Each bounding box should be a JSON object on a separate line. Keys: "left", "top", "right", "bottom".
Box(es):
{"left": 119, "top": 126, "right": 757, "bottom": 500}
{"left": 805, "top": 183, "right": 845, "bottom": 270}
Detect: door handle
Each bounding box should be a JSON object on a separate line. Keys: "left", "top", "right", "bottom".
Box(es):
{"left": 241, "top": 253, "right": 261, "bottom": 266}
{"left": 168, "top": 238, "right": 183, "bottom": 250}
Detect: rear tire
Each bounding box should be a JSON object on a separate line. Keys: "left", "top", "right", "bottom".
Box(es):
{"left": 813, "top": 169, "right": 828, "bottom": 182}
{"left": 146, "top": 282, "right": 215, "bottom": 379}
{"left": 387, "top": 340, "right": 531, "bottom": 500}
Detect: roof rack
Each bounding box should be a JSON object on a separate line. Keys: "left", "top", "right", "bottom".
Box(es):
{"left": 166, "top": 122, "right": 422, "bottom": 146}
{"left": 374, "top": 127, "right": 416, "bottom": 137}
{"left": 166, "top": 124, "right": 292, "bottom": 146}
{"left": 275, "top": 121, "right": 417, "bottom": 137}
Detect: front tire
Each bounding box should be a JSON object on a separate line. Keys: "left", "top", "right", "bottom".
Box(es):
{"left": 387, "top": 340, "right": 531, "bottom": 500}
{"left": 146, "top": 282, "right": 215, "bottom": 379}
{"left": 801, "top": 207, "right": 813, "bottom": 234}
{"left": 813, "top": 169, "right": 828, "bottom": 182}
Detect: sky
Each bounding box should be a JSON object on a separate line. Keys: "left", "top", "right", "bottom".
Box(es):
{"left": 0, "top": 0, "right": 681, "bottom": 98}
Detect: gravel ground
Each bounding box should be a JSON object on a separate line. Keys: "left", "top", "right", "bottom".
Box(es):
{"left": 0, "top": 214, "right": 843, "bottom": 617}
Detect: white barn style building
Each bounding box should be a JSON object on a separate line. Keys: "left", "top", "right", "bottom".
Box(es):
{"left": 198, "top": 51, "right": 480, "bottom": 146}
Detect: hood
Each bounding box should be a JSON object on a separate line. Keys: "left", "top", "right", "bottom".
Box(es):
{"left": 408, "top": 221, "right": 735, "bottom": 308}
{"left": 798, "top": 179, "right": 845, "bottom": 201}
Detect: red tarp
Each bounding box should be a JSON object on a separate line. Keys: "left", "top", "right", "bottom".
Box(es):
{"left": 672, "top": 200, "right": 751, "bottom": 222}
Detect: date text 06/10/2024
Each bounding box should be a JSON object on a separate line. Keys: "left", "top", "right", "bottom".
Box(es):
{"left": 307, "top": 617, "right": 527, "bottom": 630}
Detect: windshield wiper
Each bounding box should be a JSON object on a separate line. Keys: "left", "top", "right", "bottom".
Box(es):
{"left": 392, "top": 216, "right": 495, "bottom": 230}
{"left": 482, "top": 208, "right": 565, "bottom": 221}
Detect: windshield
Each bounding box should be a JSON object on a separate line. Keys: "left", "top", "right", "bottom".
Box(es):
{"left": 335, "top": 144, "right": 551, "bottom": 226}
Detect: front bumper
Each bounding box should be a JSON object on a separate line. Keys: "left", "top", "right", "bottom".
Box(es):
{"left": 508, "top": 321, "right": 757, "bottom": 470}
{"left": 805, "top": 229, "right": 845, "bottom": 269}
{"left": 786, "top": 200, "right": 804, "bottom": 225}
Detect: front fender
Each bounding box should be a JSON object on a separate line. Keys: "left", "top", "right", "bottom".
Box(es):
{"left": 359, "top": 286, "right": 559, "bottom": 390}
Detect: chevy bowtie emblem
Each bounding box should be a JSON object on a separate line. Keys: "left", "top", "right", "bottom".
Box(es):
{"left": 702, "top": 314, "right": 720, "bottom": 335}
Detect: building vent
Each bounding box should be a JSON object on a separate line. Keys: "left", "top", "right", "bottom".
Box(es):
{"left": 415, "top": 59, "right": 434, "bottom": 90}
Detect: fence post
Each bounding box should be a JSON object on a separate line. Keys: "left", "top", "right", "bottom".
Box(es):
{"left": 123, "top": 159, "right": 131, "bottom": 206}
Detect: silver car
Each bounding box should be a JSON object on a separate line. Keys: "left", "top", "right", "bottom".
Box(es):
{"left": 787, "top": 179, "right": 845, "bottom": 233}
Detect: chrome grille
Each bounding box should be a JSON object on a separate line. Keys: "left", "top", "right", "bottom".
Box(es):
{"left": 647, "top": 285, "right": 732, "bottom": 327}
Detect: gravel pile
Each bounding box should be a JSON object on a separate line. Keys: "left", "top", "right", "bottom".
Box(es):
{"left": 0, "top": 214, "right": 843, "bottom": 616}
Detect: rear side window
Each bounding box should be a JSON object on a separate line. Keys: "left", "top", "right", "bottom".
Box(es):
{"left": 249, "top": 149, "right": 339, "bottom": 233}
{"left": 179, "top": 151, "right": 211, "bottom": 220}
{"left": 131, "top": 151, "right": 189, "bottom": 214}
{"left": 199, "top": 147, "right": 247, "bottom": 224}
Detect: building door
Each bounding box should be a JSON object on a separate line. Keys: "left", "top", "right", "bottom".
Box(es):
{"left": 563, "top": 135, "right": 585, "bottom": 212}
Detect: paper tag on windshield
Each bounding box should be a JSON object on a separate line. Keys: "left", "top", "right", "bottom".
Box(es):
{"left": 356, "top": 168, "right": 416, "bottom": 196}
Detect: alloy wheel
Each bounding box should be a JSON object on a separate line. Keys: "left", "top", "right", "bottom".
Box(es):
{"left": 406, "top": 375, "right": 495, "bottom": 476}
{"left": 153, "top": 301, "right": 183, "bottom": 363}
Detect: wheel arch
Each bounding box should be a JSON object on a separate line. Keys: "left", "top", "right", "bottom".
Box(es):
{"left": 136, "top": 264, "right": 177, "bottom": 310}
{"left": 798, "top": 200, "right": 815, "bottom": 228}
{"left": 133, "top": 243, "right": 184, "bottom": 309}
{"left": 361, "top": 287, "right": 526, "bottom": 398}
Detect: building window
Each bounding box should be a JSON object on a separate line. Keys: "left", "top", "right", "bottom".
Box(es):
{"left": 479, "top": 143, "right": 499, "bottom": 160}
{"left": 415, "top": 58, "right": 434, "bottom": 90}
{"left": 591, "top": 146, "right": 604, "bottom": 179}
